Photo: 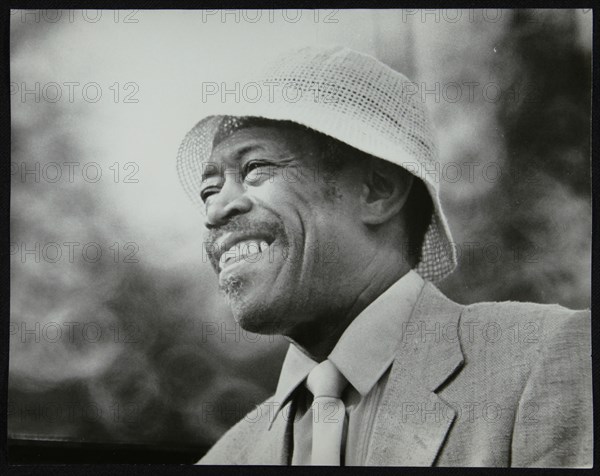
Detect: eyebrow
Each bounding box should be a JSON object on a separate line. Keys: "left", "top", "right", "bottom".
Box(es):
{"left": 200, "top": 144, "right": 265, "bottom": 182}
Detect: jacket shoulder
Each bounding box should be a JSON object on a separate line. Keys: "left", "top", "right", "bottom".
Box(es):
{"left": 196, "top": 397, "right": 274, "bottom": 464}
{"left": 449, "top": 293, "right": 591, "bottom": 395}
{"left": 463, "top": 298, "right": 589, "bottom": 324}
{"left": 419, "top": 282, "right": 590, "bottom": 359}
{"left": 461, "top": 299, "right": 590, "bottom": 351}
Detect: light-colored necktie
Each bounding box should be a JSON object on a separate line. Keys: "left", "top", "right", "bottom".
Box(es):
{"left": 305, "top": 359, "right": 348, "bottom": 465}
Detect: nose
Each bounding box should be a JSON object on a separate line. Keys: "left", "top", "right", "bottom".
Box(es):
{"left": 204, "top": 178, "right": 252, "bottom": 228}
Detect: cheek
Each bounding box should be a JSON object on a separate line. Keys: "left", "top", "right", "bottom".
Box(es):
{"left": 251, "top": 175, "right": 329, "bottom": 216}
{"left": 251, "top": 177, "right": 357, "bottom": 262}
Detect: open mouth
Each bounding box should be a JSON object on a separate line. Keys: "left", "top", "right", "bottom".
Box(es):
{"left": 214, "top": 233, "right": 277, "bottom": 273}
{"left": 219, "top": 239, "right": 269, "bottom": 270}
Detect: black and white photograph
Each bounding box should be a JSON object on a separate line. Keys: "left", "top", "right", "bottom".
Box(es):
{"left": 8, "top": 8, "right": 593, "bottom": 467}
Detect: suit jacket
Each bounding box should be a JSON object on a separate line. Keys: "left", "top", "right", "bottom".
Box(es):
{"left": 198, "top": 281, "right": 592, "bottom": 467}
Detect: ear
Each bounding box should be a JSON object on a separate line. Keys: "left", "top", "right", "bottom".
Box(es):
{"left": 360, "top": 161, "right": 414, "bottom": 226}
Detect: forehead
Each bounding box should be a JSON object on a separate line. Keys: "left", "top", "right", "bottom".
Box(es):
{"left": 207, "top": 126, "right": 318, "bottom": 164}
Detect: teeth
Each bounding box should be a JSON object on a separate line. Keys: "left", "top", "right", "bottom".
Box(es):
{"left": 219, "top": 240, "right": 270, "bottom": 270}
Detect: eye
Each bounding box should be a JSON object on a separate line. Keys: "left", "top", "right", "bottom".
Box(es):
{"left": 243, "top": 161, "right": 271, "bottom": 183}
{"left": 200, "top": 187, "right": 219, "bottom": 203}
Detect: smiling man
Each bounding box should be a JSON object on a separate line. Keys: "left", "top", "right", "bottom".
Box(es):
{"left": 176, "top": 46, "right": 592, "bottom": 467}
{"left": 199, "top": 118, "right": 429, "bottom": 357}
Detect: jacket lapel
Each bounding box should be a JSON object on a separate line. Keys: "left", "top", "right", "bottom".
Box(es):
{"left": 259, "top": 399, "right": 295, "bottom": 464}
{"left": 366, "top": 282, "right": 464, "bottom": 466}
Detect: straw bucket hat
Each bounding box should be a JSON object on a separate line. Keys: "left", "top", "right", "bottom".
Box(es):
{"left": 177, "top": 45, "right": 456, "bottom": 282}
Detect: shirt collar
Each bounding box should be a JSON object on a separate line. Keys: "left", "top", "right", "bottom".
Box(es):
{"left": 268, "top": 270, "right": 425, "bottom": 428}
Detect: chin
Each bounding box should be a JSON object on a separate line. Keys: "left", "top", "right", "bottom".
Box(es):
{"left": 231, "top": 302, "right": 286, "bottom": 335}
{"left": 221, "top": 276, "right": 285, "bottom": 335}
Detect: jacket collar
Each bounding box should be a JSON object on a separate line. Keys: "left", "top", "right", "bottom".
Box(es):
{"left": 365, "top": 281, "right": 465, "bottom": 466}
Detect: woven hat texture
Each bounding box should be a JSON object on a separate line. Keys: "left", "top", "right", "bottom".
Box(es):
{"left": 177, "top": 45, "right": 457, "bottom": 282}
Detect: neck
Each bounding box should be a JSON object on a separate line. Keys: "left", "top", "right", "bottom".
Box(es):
{"left": 286, "top": 252, "right": 411, "bottom": 362}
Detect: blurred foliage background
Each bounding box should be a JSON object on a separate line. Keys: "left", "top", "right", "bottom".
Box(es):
{"left": 9, "top": 9, "right": 591, "bottom": 452}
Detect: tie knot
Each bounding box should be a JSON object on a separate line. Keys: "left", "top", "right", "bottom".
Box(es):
{"left": 306, "top": 360, "right": 347, "bottom": 399}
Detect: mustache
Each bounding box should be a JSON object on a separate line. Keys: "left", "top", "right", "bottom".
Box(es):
{"left": 204, "top": 216, "right": 287, "bottom": 270}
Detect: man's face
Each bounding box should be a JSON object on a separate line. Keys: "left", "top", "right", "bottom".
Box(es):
{"left": 201, "top": 125, "right": 365, "bottom": 336}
